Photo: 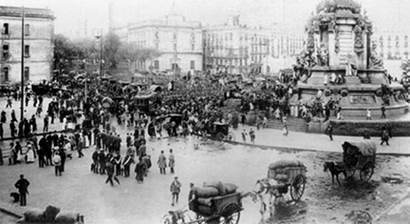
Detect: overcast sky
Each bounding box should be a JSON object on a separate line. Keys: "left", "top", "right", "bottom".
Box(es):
{"left": 0, "top": 0, "right": 409, "bottom": 38}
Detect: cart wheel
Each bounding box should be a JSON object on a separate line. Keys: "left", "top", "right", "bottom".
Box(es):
{"left": 216, "top": 132, "right": 224, "bottom": 141}
{"left": 360, "top": 164, "right": 374, "bottom": 182}
{"left": 220, "top": 203, "right": 241, "bottom": 224}
{"left": 290, "top": 175, "right": 306, "bottom": 201}
{"left": 345, "top": 168, "right": 356, "bottom": 180}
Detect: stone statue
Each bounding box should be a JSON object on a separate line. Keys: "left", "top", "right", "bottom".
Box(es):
{"left": 354, "top": 25, "right": 364, "bottom": 54}
{"left": 312, "top": 20, "right": 320, "bottom": 33}
{"left": 328, "top": 20, "right": 336, "bottom": 33}
{"left": 307, "top": 29, "right": 315, "bottom": 53}
{"left": 369, "top": 42, "right": 384, "bottom": 68}
{"left": 317, "top": 44, "right": 329, "bottom": 66}
{"left": 335, "top": 27, "right": 340, "bottom": 53}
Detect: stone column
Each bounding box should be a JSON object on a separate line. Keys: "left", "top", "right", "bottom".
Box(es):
{"left": 314, "top": 33, "right": 320, "bottom": 56}
{"left": 362, "top": 32, "right": 367, "bottom": 68}
{"left": 329, "top": 32, "right": 336, "bottom": 66}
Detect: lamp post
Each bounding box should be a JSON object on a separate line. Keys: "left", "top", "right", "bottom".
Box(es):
{"left": 95, "top": 31, "right": 103, "bottom": 79}
{"left": 20, "top": 6, "right": 25, "bottom": 122}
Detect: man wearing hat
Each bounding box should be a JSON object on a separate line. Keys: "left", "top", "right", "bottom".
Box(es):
{"left": 15, "top": 174, "right": 30, "bottom": 206}
{"left": 170, "top": 176, "right": 182, "bottom": 206}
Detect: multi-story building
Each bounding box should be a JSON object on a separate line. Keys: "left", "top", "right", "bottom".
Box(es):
{"left": 204, "top": 16, "right": 304, "bottom": 75}
{"left": 373, "top": 33, "right": 410, "bottom": 61}
{"left": 0, "top": 6, "right": 54, "bottom": 84}
{"left": 117, "top": 14, "right": 203, "bottom": 74}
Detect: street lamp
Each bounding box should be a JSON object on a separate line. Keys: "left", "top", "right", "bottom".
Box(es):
{"left": 20, "top": 6, "right": 25, "bottom": 122}
{"left": 95, "top": 32, "right": 103, "bottom": 79}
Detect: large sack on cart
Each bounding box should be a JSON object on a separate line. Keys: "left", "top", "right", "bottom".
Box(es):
{"left": 196, "top": 205, "right": 213, "bottom": 217}
{"left": 224, "top": 183, "right": 238, "bottom": 194}
{"left": 54, "top": 212, "right": 80, "bottom": 224}
{"left": 203, "top": 181, "right": 238, "bottom": 195}
{"left": 203, "top": 181, "right": 226, "bottom": 195}
{"left": 196, "top": 198, "right": 212, "bottom": 207}
{"left": 195, "top": 187, "right": 220, "bottom": 198}
{"left": 268, "top": 160, "right": 307, "bottom": 181}
{"left": 20, "top": 209, "right": 44, "bottom": 222}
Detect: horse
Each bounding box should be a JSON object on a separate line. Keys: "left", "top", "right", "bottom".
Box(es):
{"left": 323, "top": 161, "right": 346, "bottom": 185}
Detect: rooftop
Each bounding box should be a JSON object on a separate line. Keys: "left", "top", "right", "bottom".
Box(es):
{"left": 0, "top": 6, "right": 54, "bottom": 20}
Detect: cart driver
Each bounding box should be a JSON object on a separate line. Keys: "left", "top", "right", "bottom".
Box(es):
{"left": 188, "top": 183, "right": 197, "bottom": 210}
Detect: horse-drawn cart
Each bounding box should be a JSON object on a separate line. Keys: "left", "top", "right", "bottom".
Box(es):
{"left": 342, "top": 141, "right": 376, "bottom": 182}
{"left": 254, "top": 160, "right": 307, "bottom": 216}
{"left": 258, "top": 160, "right": 307, "bottom": 202}
{"left": 162, "top": 183, "right": 246, "bottom": 224}
{"left": 190, "top": 192, "right": 242, "bottom": 224}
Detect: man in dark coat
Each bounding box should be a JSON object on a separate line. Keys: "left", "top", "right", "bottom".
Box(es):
{"left": 380, "top": 128, "right": 390, "bottom": 146}
{"left": 105, "top": 160, "right": 120, "bottom": 186}
{"left": 326, "top": 124, "right": 333, "bottom": 141}
{"left": 39, "top": 135, "right": 48, "bottom": 166}
{"left": 59, "top": 147, "right": 66, "bottom": 172}
{"left": 93, "top": 127, "right": 100, "bottom": 146}
{"left": 0, "top": 122, "right": 3, "bottom": 139}
{"left": 14, "top": 174, "right": 30, "bottom": 206}
{"left": 43, "top": 115, "right": 49, "bottom": 132}
{"left": 135, "top": 157, "right": 146, "bottom": 183}
{"left": 98, "top": 150, "right": 106, "bottom": 174}
{"left": 122, "top": 154, "right": 133, "bottom": 177}
{"left": 23, "top": 119, "right": 31, "bottom": 137}
{"left": 10, "top": 120, "right": 16, "bottom": 138}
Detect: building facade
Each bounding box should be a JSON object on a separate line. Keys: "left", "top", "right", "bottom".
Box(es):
{"left": 373, "top": 32, "right": 410, "bottom": 60}
{"left": 204, "top": 16, "right": 304, "bottom": 75}
{"left": 118, "top": 14, "right": 203, "bottom": 74}
{"left": 0, "top": 6, "right": 54, "bottom": 84}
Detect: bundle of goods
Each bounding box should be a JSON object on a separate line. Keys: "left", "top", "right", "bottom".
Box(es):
{"left": 268, "top": 160, "right": 307, "bottom": 183}
{"left": 191, "top": 181, "right": 238, "bottom": 216}
{"left": 17, "top": 205, "right": 84, "bottom": 224}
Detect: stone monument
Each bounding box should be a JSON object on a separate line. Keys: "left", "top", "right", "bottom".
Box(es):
{"left": 295, "top": 0, "right": 408, "bottom": 119}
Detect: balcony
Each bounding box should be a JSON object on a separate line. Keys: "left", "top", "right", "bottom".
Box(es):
{"left": 1, "top": 32, "right": 10, "bottom": 38}
{"left": 1, "top": 52, "right": 10, "bottom": 61}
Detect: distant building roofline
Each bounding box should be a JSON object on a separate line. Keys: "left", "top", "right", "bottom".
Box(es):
{"left": 0, "top": 5, "right": 55, "bottom": 20}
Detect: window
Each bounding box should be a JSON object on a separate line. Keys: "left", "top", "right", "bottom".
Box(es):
{"left": 2, "top": 44, "right": 9, "bottom": 58}
{"left": 3, "top": 67, "right": 8, "bottom": 81}
{"left": 154, "top": 60, "right": 159, "bottom": 69}
{"left": 24, "top": 24, "right": 30, "bottom": 36}
{"left": 24, "top": 45, "right": 30, "bottom": 57}
{"left": 191, "top": 43, "right": 195, "bottom": 51}
{"left": 24, "top": 66, "right": 29, "bottom": 81}
{"left": 2, "top": 23, "right": 8, "bottom": 35}
{"left": 171, "top": 63, "right": 179, "bottom": 70}
{"left": 190, "top": 60, "right": 195, "bottom": 70}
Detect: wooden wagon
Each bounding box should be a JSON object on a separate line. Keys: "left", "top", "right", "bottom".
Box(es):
{"left": 162, "top": 192, "right": 245, "bottom": 224}
{"left": 342, "top": 141, "right": 376, "bottom": 182}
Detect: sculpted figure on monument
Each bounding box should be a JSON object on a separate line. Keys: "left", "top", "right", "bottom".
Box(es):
{"left": 335, "top": 27, "right": 340, "bottom": 53}
{"left": 328, "top": 20, "right": 336, "bottom": 33}
{"left": 369, "top": 42, "right": 384, "bottom": 69}
{"left": 317, "top": 44, "right": 329, "bottom": 66}
{"left": 353, "top": 25, "right": 364, "bottom": 54}
{"left": 307, "top": 28, "right": 315, "bottom": 53}
{"left": 312, "top": 20, "right": 320, "bottom": 33}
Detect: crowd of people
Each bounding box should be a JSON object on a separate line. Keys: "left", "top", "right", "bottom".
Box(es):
{"left": 0, "top": 69, "right": 395, "bottom": 210}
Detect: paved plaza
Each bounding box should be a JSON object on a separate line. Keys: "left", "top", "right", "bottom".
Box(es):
{"left": 0, "top": 126, "right": 410, "bottom": 223}
{"left": 230, "top": 125, "right": 410, "bottom": 156}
